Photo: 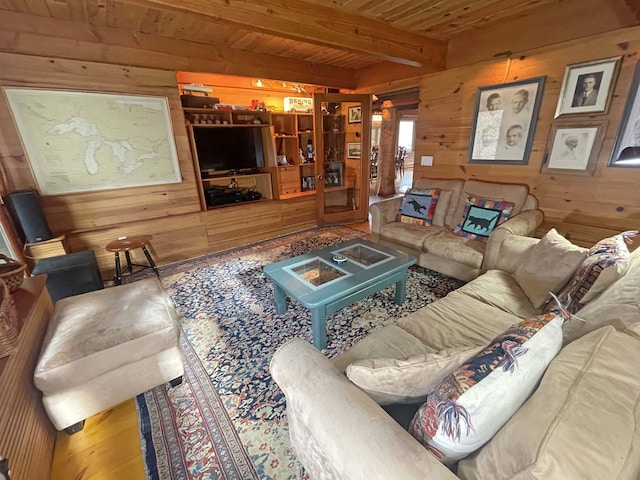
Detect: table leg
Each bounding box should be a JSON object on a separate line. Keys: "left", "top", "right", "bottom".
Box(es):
{"left": 394, "top": 275, "right": 408, "bottom": 305}
{"left": 141, "top": 245, "right": 160, "bottom": 276}
{"left": 124, "top": 250, "right": 133, "bottom": 274}
{"left": 114, "top": 252, "right": 122, "bottom": 285}
{"left": 273, "top": 284, "right": 287, "bottom": 314}
{"left": 310, "top": 306, "right": 328, "bottom": 350}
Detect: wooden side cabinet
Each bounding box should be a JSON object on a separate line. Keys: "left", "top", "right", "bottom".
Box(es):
{"left": 0, "top": 276, "right": 55, "bottom": 480}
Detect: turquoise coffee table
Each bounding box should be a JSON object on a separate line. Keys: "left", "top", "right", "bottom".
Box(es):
{"left": 263, "top": 239, "right": 416, "bottom": 349}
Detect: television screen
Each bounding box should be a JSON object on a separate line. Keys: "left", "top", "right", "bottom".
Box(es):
{"left": 192, "top": 126, "right": 265, "bottom": 174}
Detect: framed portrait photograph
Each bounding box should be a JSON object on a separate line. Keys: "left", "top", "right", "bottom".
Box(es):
{"left": 609, "top": 61, "right": 640, "bottom": 167}
{"left": 540, "top": 120, "right": 608, "bottom": 176}
{"left": 348, "top": 105, "right": 362, "bottom": 124}
{"left": 554, "top": 56, "right": 622, "bottom": 118}
{"left": 324, "top": 163, "right": 343, "bottom": 186}
{"left": 468, "top": 76, "right": 546, "bottom": 165}
{"left": 347, "top": 142, "right": 361, "bottom": 158}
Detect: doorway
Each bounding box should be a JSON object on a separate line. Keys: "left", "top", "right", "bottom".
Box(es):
{"left": 368, "top": 88, "right": 418, "bottom": 202}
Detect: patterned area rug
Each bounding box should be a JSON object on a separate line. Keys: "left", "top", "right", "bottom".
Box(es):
{"left": 134, "top": 226, "right": 463, "bottom": 479}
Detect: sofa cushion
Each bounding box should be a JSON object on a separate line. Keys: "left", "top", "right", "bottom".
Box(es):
{"left": 34, "top": 278, "right": 180, "bottom": 393}
{"left": 330, "top": 325, "right": 434, "bottom": 373}
{"left": 514, "top": 228, "right": 587, "bottom": 309}
{"left": 550, "top": 230, "right": 637, "bottom": 313}
{"left": 398, "top": 290, "right": 517, "bottom": 351}
{"left": 408, "top": 312, "right": 563, "bottom": 464}
{"left": 379, "top": 222, "right": 442, "bottom": 252}
{"left": 345, "top": 345, "right": 482, "bottom": 406}
{"left": 452, "top": 196, "right": 515, "bottom": 242}
{"left": 433, "top": 190, "right": 453, "bottom": 227}
{"left": 413, "top": 178, "right": 465, "bottom": 226}
{"left": 456, "top": 269, "right": 539, "bottom": 319}
{"left": 422, "top": 230, "right": 486, "bottom": 269}
{"left": 457, "top": 326, "right": 640, "bottom": 480}
{"left": 396, "top": 188, "right": 441, "bottom": 226}
{"left": 564, "top": 246, "right": 640, "bottom": 344}
{"left": 450, "top": 180, "right": 529, "bottom": 227}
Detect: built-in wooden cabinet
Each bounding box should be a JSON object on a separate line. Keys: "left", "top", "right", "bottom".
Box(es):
{"left": 184, "top": 109, "right": 275, "bottom": 210}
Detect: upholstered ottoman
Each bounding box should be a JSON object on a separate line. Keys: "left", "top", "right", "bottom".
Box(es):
{"left": 34, "top": 278, "right": 183, "bottom": 433}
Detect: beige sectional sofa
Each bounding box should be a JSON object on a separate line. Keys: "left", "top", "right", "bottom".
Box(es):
{"left": 370, "top": 178, "right": 544, "bottom": 281}
{"left": 270, "top": 231, "right": 640, "bottom": 479}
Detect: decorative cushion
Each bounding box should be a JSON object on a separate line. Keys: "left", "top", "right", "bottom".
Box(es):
{"left": 408, "top": 312, "right": 564, "bottom": 464}
{"left": 432, "top": 190, "right": 453, "bottom": 226}
{"left": 457, "top": 326, "right": 640, "bottom": 480}
{"left": 452, "top": 196, "right": 514, "bottom": 242}
{"left": 514, "top": 228, "right": 587, "bottom": 309}
{"left": 345, "top": 345, "right": 483, "bottom": 406}
{"left": 396, "top": 188, "right": 440, "bottom": 226}
{"left": 548, "top": 230, "right": 637, "bottom": 313}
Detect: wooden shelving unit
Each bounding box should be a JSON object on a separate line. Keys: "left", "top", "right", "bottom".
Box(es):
{"left": 183, "top": 108, "right": 271, "bottom": 126}
{"left": 270, "top": 112, "right": 317, "bottom": 199}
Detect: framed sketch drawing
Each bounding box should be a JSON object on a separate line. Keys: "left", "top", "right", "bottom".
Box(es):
{"left": 610, "top": 60, "right": 640, "bottom": 167}
{"left": 468, "top": 76, "right": 546, "bottom": 165}
{"left": 347, "top": 142, "right": 361, "bottom": 158}
{"left": 555, "top": 56, "right": 621, "bottom": 118}
{"left": 348, "top": 105, "right": 362, "bottom": 124}
{"left": 3, "top": 87, "right": 181, "bottom": 195}
{"left": 541, "top": 120, "right": 607, "bottom": 176}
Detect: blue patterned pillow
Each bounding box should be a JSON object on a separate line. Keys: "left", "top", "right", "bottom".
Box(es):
{"left": 453, "top": 196, "right": 515, "bottom": 241}
{"left": 396, "top": 189, "right": 440, "bottom": 226}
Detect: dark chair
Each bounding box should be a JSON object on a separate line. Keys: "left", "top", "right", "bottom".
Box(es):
{"left": 395, "top": 146, "right": 407, "bottom": 178}
{"left": 370, "top": 146, "right": 379, "bottom": 180}
{"left": 31, "top": 250, "right": 104, "bottom": 303}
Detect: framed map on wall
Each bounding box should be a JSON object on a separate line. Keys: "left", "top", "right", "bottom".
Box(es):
{"left": 3, "top": 88, "right": 181, "bottom": 195}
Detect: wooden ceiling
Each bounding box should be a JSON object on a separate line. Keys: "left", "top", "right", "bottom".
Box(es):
{"left": 0, "top": 0, "right": 639, "bottom": 89}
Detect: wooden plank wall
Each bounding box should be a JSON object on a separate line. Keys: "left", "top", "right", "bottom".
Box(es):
{"left": 0, "top": 53, "right": 318, "bottom": 279}
{"left": 414, "top": 26, "right": 640, "bottom": 248}
{"left": 0, "top": 277, "right": 55, "bottom": 480}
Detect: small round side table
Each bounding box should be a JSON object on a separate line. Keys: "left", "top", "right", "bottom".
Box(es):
{"left": 105, "top": 235, "right": 159, "bottom": 285}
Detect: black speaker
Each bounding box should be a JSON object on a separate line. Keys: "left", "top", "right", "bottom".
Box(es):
{"left": 6, "top": 190, "right": 52, "bottom": 243}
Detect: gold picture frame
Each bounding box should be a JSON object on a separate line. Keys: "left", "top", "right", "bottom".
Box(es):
{"left": 554, "top": 56, "right": 622, "bottom": 118}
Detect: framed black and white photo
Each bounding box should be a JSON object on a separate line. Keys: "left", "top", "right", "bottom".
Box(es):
{"left": 468, "top": 76, "right": 546, "bottom": 165}
{"left": 348, "top": 105, "right": 362, "bottom": 124}
{"left": 347, "top": 142, "right": 361, "bottom": 158}
{"left": 324, "top": 163, "right": 343, "bottom": 186}
{"left": 541, "top": 120, "right": 607, "bottom": 176}
{"left": 555, "top": 56, "right": 621, "bottom": 118}
{"left": 610, "top": 61, "right": 640, "bottom": 167}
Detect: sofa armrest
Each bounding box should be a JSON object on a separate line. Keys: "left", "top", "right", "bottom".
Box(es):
{"left": 370, "top": 197, "right": 403, "bottom": 237}
{"left": 270, "top": 339, "right": 458, "bottom": 480}
{"left": 481, "top": 209, "right": 544, "bottom": 274}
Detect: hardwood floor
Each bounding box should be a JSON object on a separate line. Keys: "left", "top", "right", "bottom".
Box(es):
{"left": 50, "top": 399, "right": 145, "bottom": 480}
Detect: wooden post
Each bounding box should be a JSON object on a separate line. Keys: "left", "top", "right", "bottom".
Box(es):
{"left": 376, "top": 100, "right": 397, "bottom": 197}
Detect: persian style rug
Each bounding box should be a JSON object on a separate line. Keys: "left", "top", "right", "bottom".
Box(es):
{"left": 134, "top": 226, "right": 463, "bottom": 479}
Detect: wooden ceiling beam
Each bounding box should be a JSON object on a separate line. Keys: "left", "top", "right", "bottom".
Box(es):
{"left": 0, "top": 10, "right": 357, "bottom": 88}
{"left": 128, "top": 0, "right": 447, "bottom": 69}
